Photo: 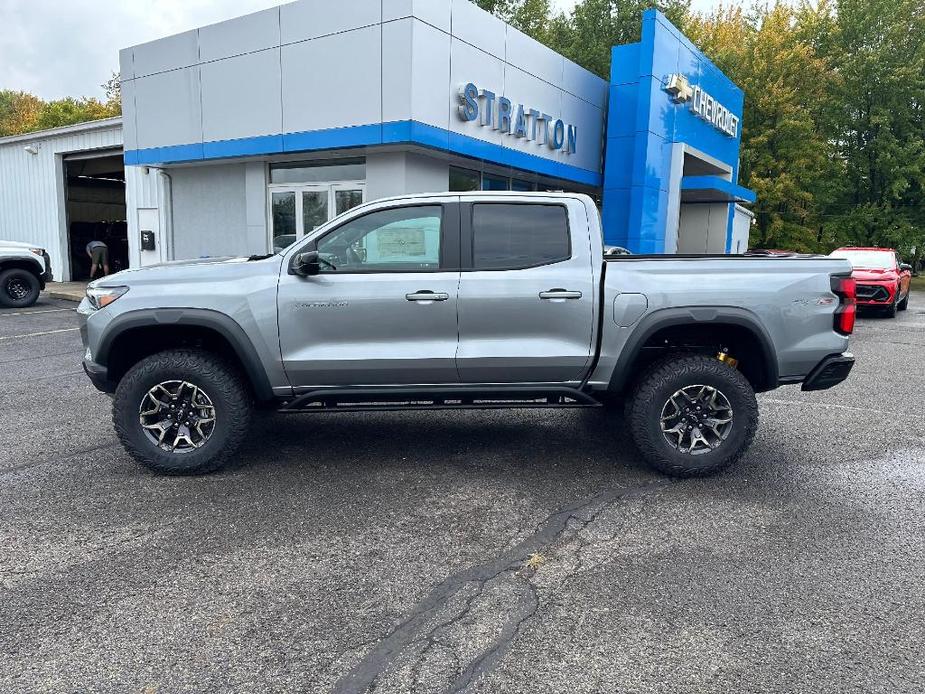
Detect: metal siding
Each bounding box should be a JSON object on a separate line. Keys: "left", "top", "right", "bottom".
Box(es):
{"left": 120, "top": 0, "right": 607, "bottom": 182}
{"left": 124, "top": 164, "right": 161, "bottom": 270}
{"left": 0, "top": 122, "right": 126, "bottom": 280}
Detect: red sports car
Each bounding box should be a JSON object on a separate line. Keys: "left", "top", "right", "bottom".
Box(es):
{"left": 829, "top": 247, "right": 912, "bottom": 317}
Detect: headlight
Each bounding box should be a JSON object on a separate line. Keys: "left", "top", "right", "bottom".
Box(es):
{"left": 86, "top": 286, "right": 129, "bottom": 310}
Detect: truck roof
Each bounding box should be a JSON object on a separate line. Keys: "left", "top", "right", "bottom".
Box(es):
{"left": 368, "top": 190, "right": 594, "bottom": 205}
{"left": 833, "top": 246, "right": 895, "bottom": 252}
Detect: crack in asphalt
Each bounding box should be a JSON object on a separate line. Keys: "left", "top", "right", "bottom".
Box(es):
{"left": 332, "top": 479, "right": 670, "bottom": 694}
{"left": 446, "top": 572, "right": 539, "bottom": 694}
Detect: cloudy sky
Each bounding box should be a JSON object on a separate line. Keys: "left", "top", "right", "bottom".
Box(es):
{"left": 0, "top": 0, "right": 724, "bottom": 101}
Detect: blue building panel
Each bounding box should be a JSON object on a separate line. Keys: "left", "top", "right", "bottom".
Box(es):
{"left": 632, "top": 131, "right": 673, "bottom": 192}
{"left": 601, "top": 9, "right": 754, "bottom": 253}
{"left": 606, "top": 83, "right": 638, "bottom": 138}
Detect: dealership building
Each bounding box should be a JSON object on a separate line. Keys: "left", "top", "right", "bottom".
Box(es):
{"left": 0, "top": 1, "right": 754, "bottom": 281}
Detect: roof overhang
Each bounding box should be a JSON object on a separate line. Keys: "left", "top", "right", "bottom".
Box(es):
{"left": 0, "top": 116, "right": 123, "bottom": 146}
{"left": 680, "top": 175, "right": 756, "bottom": 204}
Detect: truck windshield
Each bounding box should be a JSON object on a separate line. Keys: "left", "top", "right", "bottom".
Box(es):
{"left": 830, "top": 250, "right": 894, "bottom": 270}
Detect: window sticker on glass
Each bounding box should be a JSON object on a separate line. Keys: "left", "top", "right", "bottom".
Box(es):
{"left": 378, "top": 227, "right": 427, "bottom": 258}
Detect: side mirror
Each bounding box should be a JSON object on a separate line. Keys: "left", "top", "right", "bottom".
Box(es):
{"left": 900, "top": 263, "right": 913, "bottom": 272}
{"left": 291, "top": 250, "right": 321, "bottom": 277}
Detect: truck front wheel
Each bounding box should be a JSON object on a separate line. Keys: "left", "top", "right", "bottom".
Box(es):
{"left": 112, "top": 349, "right": 253, "bottom": 475}
{"left": 626, "top": 355, "right": 758, "bottom": 477}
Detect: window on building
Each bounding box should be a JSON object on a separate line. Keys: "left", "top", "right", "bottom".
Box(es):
{"left": 270, "top": 158, "right": 366, "bottom": 184}
{"left": 482, "top": 173, "right": 510, "bottom": 191}
{"left": 511, "top": 178, "right": 536, "bottom": 192}
{"left": 449, "top": 166, "right": 481, "bottom": 192}
{"left": 471, "top": 203, "right": 570, "bottom": 270}
{"left": 315, "top": 206, "right": 443, "bottom": 272}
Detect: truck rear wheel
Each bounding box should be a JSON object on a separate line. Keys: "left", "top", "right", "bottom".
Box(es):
{"left": 626, "top": 355, "right": 758, "bottom": 477}
{"left": 112, "top": 349, "right": 253, "bottom": 475}
{"left": 0, "top": 268, "right": 40, "bottom": 308}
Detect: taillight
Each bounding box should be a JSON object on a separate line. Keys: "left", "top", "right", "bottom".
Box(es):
{"left": 831, "top": 276, "right": 856, "bottom": 335}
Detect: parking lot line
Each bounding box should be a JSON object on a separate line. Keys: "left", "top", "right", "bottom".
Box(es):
{"left": 0, "top": 308, "right": 74, "bottom": 317}
{"left": 0, "top": 328, "right": 79, "bottom": 341}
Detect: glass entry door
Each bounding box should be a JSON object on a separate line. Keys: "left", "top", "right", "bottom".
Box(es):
{"left": 270, "top": 182, "right": 365, "bottom": 252}
{"left": 302, "top": 187, "right": 329, "bottom": 236}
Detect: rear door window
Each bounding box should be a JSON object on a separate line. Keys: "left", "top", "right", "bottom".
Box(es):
{"left": 471, "top": 203, "right": 570, "bottom": 270}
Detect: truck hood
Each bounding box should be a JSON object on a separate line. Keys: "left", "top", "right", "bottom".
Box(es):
{"left": 92, "top": 254, "right": 282, "bottom": 287}
{"left": 0, "top": 240, "right": 42, "bottom": 251}
{"left": 851, "top": 267, "right": 897, "bottom": 282}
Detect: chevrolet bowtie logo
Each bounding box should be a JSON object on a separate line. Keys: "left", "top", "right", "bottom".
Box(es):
{"left": 664, "top": 73, "right": 693, "bottom": 103}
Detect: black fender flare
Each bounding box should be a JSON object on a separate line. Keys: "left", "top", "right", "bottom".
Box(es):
{"left": 606, "top": 306, "right": 779, "bottom": 393}
{"left": 96, "top": 308, "right": 275, "bottom": 401}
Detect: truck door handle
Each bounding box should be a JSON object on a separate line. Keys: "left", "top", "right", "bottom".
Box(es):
{"left": 539, "top": 289, "right": 583, "bottom": 300}
{"left": 406, "top": 291, "right": 450, "bottom": 302}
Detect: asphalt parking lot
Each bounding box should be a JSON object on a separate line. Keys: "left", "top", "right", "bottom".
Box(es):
{"left": 2, "top": 295, "right": 925, "bottom": 693}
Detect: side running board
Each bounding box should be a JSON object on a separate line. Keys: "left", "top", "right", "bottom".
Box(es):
{"left": 278, "top": 385, "right": 602, "bottom": 413}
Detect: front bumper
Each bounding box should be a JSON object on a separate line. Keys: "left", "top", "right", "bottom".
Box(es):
{"left": 83, "top": 357, "right": 115, "bottom": 394}
{"left": 77, "top": 299, "right": 114, "bottom": 393}
{"left": 855, "top": 282, "right": 896, "bottom": 306}
{"left": 801, "top": 352, "right": 855, "bottom": 391}
{"left": 41, "top": 252, "right": 53, "bottom": 284}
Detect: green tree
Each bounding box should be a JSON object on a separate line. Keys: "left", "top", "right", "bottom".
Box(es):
{"left": 548, "top": 0, "right": 690, "bottom": 79}
{"left": 0, "top": 75, "right": 120, "bottom": 137}
{"left": 473, "top": 0, "right": 554, "bottom": 41}
{"left": 0, "top": 90, "right": 42, "bottom": 136}
{"left": 474, "top": 0, "right": 689, "bottom": 79}
{"left": 103, "top": 72, "right": 122, "bottom": 110}
{"left": 687, "top": 3, "right": 838, "bottom": 252}
{"left": 819, "top": 0, "right": 925, "bottom": 258}
{"left": 474, "top": 0, "right": 516, "bottom": 14}
{"left": 34, "top": 96, "right": 119, "bottom": 131}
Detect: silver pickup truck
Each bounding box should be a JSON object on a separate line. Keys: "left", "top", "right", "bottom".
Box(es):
{"left": 78, "top": 192, "right": 856, "bottom": 477}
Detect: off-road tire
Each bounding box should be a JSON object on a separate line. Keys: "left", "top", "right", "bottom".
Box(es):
{"left": 0, "top": 268, "right": 40, "bottom": 308}
{"left": 113, "top": 349, "right": 252, "bottom": 475}
{"left": 626, "top": 354, "right": 758, "bottom": 477}
{"left": 898, "top": 289, "right": 909, "bottom": 311}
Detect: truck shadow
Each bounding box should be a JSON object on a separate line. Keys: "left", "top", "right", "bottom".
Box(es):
{"left": 229, "top": 407, "right": 652, "bottom": 479}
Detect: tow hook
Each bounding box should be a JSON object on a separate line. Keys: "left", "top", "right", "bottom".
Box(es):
{"left": 717, "top": 349, "right": 739, "bottom": 369}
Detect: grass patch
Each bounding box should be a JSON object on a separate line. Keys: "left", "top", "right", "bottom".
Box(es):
{"left": 911, "top": 275, "right": 925, "bottom": 292}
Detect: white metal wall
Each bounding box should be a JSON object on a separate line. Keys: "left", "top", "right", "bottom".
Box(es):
{"left": 731, "top": 204, "right": 754, "bottom": 254}
{"left": 0, "top": 119, "right": 158, "bottom": 281}
{"left": 125, "top": 164, "right": 164, "bottom": 268}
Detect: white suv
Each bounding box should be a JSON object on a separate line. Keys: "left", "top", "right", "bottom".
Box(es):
{"left": 0, "top": 240, "right": 52, "bottom": 308}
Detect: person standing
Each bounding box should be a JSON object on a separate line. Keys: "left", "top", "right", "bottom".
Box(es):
{"left": 86, "top": 240, "right": 109, "bottom": 279}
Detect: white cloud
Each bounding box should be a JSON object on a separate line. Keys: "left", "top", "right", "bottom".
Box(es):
{"left": 0, "top": 0, "right": 282, "bottom": 99}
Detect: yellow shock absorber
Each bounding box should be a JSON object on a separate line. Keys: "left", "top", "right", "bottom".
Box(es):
{"left": 717, "top": 349, "right": 739, "bottom": 369}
